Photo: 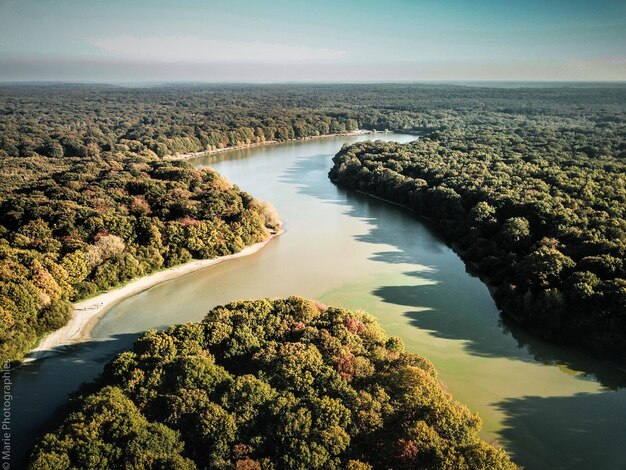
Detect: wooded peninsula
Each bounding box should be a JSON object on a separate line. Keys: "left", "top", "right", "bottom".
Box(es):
{"left": 28, "top": 297, "right": 516, "bottom": 469}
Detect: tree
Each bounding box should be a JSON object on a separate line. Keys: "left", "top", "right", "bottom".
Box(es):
{"left": 500, "top": 217, "right": 531, "bottom": 247}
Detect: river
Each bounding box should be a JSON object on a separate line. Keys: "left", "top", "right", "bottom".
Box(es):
{"left": 10, "top": 134, "right": 626, "bottom": 469}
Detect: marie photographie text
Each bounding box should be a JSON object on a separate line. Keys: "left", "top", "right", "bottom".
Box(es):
{"left": 2, "top": 361, "right": 10, "bottom": 469}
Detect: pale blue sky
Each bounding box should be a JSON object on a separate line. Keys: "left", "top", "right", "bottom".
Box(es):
{"left": 0, "top": 0, "right": 624, "bottom": 81}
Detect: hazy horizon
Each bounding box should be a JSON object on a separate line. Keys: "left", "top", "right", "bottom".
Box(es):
{"left": 2, "top": 80, "right": 625, "bottom": 88}
{"left": 1, "top": 0, "right": 625, "bottom": 82}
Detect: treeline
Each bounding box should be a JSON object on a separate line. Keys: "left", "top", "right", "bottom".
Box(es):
{"left": 4, "top": 83, "right": 624, "bottom": 166}
{"left": 0, "top": 150, "right": 278, "bottom": 363}
{"left": 28, "top": 297, "right": 516, "bottom": 469}
{"left": 329, "top": 123, "right": 626, "bottom": 360}
{"left": 0, "top": 85, "right": 364, "bottom": 162}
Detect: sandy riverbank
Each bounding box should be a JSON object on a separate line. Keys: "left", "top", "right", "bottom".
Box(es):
{"left": 165, "top": 129, "right": 376, "bottom": 161}
{"left": 25, "top": 229, "right": 284, "bottom": 362}
{"left": 24, "top": 130, "right": 383, "bottom": 361}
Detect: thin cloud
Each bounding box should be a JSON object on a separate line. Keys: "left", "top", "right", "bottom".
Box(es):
{"left": 2, "top": 54, "right": 625, "bottom": 82}
{"left": 90, "top": 35, "right": 348, "bottom": 63}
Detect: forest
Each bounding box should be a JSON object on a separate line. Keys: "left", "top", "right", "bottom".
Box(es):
{"left": 1, "top": 82, "right": 624, "bottom": 469}
{"left": 0, "top": 153, "right": 280, "bottom": 363}
{"left": 1, "top": 82, "right": 624, "bottom": 363}
{"left": 0, "top": 84, "right": 370, "bottom": 364}
{"left": 28, "top": 297, "right": 516, "bottom": 469}
{"left": 329, "top": 109, "right": 626, "bottom": 360}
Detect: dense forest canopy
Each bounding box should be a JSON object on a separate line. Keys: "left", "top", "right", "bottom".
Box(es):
{"left": 2, "top": 83, "right": 624, "bottom": 167}
{"left": 0, "top": 153, "right": 277, "bottom": 363}
{"left": 28, "top": 297, "right": 516, "bottom": 469}
{"left": 1, "top": 82, "right": 624, "bottom": 362}
{"left": 329, "top": 110, "right": 626, "bottom": 359}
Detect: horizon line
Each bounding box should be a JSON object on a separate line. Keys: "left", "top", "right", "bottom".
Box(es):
{"left": 2, "top": 79, "right": 626, "bottom": 86}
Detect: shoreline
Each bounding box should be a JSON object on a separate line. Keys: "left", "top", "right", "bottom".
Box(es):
{"left": 165, "top": 129, "right": 377, "bottom": 161}
{"left": 353, "top": 190, "right": 506, "bottom": 301}
{"left": 348, "top": 186, "right": 626, "bottom": 368}
{"left": 22, "top": 130, "right": 389, "bottom": 363}
{"left": 24, "top": 228, "right": 284, "bottom": 362}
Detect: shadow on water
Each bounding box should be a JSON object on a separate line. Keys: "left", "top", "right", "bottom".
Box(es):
{"left": 11, "top": 333, "right": 140, "bottom": 467}
{"left": 281, "top": 152, "right": 626, "bottom": 389}
{"left": 494, "top": 391, "right": 626, "bottom": 470}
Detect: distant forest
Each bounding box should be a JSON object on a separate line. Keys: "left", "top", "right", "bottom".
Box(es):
{"left": 1, "top": 83, "right": 624, "bottom": 363}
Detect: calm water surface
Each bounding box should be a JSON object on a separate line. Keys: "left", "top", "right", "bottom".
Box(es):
{"left": 11, "top": 134, "right": 626, "bottom": 469}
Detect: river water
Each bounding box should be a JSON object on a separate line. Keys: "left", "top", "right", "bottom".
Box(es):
{"left": 11, "top": 134, "right": 626, "bottom": 469}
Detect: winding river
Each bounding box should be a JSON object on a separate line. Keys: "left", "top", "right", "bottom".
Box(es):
{"left": 11, "top": 134, "right": 626, "bottom": 469}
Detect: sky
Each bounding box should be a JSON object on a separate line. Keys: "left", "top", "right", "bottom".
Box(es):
{"left": 0, "top": 0, "right": 625, "bottom": 82}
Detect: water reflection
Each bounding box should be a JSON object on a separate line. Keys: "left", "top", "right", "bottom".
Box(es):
{"left": 11, "top": 333, "right": 140, "bottom": 466}
{"left": 495, "top": 390, "right": 626, "bottom": 469}
{"left": 282, "top": 151, "right": 626, "bottom": 389}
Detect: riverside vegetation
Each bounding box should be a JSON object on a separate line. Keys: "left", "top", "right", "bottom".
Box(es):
{"left": 329, "top": 112, "right": 625, "bottom": 360}
{"left": 28, "top": 297, "right": 516, "bottom": 469}
{"left": 0, "top": 154, "right": 279, "bottom": 363}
